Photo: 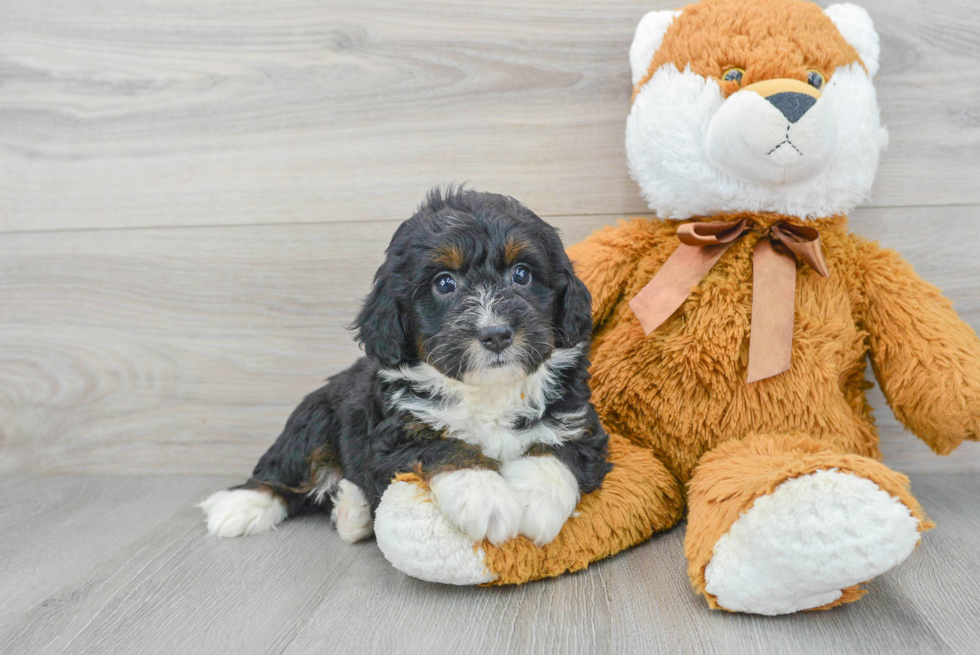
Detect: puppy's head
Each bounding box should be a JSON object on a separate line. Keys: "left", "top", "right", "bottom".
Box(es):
{"left": 354, "top": 188, "right": 591, "bottom": 385}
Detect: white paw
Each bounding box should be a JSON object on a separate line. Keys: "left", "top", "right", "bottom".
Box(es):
{"left": 500, "top": 456, "right": 580, "bottom": 546}
{"left": 198, "top": 488, "right": 288, "bottom": 538}
{"left": 429, "top": 469, "right": 523, "bottom": 545}
{"left": 375, "top": 480, "right": 496, "bottom": 585}
{"left": 330, "top": 479, "right": 374, "bottom": 543}
{"left": 704, "top": 469, "right": 922, "bottom": 615}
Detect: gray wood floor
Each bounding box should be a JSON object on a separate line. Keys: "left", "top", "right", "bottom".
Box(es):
{"left": 2, "top": 0, "right": 980, "bottom": 653}
{"left": 0, "top": 474, "right": 977, "bottom": 654}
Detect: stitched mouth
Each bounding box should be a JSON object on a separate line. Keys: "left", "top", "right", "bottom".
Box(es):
{"left": 767, "top": 124, "right": 802, "bottom": 157}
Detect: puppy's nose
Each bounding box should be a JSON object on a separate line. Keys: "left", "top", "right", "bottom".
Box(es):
{"left": 478, "top": 325, "right": 514, "bottom": 354}
{"left": 766, "top": 92, "right": 817, "bottom": 124}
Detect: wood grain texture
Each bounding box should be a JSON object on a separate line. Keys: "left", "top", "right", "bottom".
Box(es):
{"left": 2, "top": 206, "right": 979, "bottom": 476}
{"left": 0, "top": 474, "right": 977, "bottom": 654}
{"left": 1, "top": 0, "right": 979, "bottom": 232}
{"left": 0, "top": 476, "right": 236, "bottom": 627}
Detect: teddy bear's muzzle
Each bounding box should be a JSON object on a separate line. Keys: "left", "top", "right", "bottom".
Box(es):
{"left": 705, "top": 77, "right": 838, "bottom": 187}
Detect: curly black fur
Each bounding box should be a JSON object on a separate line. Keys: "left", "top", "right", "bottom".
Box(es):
{"left": 232, "top": 188, "right": 611, "bottom": 521}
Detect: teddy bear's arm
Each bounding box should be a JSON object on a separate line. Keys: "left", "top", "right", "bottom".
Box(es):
{"left": 566, "top": 221, "right": 654, "bottom": 329}
{"left": 858, "top": 238, "right": 980, "bottom": 455}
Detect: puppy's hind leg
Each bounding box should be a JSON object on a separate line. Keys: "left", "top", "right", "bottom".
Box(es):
{"left": 199, "top": 482, "right": 290, "bottom": 538}
{"left": 330, "top": 479, "right": 374, "bottom": 543}
{"left": 199, "top": 375, "right": 350, "bottom": 538}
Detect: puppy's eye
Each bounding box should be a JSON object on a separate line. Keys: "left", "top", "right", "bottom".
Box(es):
{"left": 511, "top": 265, "right": 531, "bottom": 286}
{"left": 433, "top": 272, "right": 457, "bottom": 295}
{"left": 722, "top": 68, "right": 744, "bottom": 85}
{"left": 807, "top": 70, "right": 825, "bottom": 90}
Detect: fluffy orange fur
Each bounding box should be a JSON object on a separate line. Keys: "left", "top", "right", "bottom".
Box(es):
{"left": 634, "top": 0, "right": 862, "bottom": 101}
{"left": 563, "top": 212, "right": 979, "bottom": 605}
{"left": 419, "top": 211, "right": 979, "bottom": 601}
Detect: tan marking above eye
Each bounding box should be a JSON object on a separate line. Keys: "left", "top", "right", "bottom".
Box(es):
{"left": 504, "top": 236, "right": 529, "bottom": 264}
{"left": 431, "top": 245, "right": 464, "bottom": 270}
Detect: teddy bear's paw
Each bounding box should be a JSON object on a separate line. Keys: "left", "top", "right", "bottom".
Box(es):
{"left": 374, "top": 479, "right": 498, "bottom": 585}
{"left": 500, "top": 456, "right": 580, "bottom": 546}
{"left": 703, "top": 469, "right": 921, "bottom": 615}
{"left": 428, "top": 468, "right": 523, "bottom": 545}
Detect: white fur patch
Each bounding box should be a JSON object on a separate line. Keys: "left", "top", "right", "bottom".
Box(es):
{"left": 330, "top": 479, "right": 374, "bottom": 543}
{"left": 626, "top": 63, "right": 887, "bottom": 219}
{"left": 375, "top": 480, "right": 497, "bottom": 585}
{"left": 428, "top": 468, "right": 522, "bottom": 545}
{"left": 198, "top": 488, "right": 288, "bottom": 538}
{"left": 703, "top": 469, "right": 921, "bottom": 615}
{"left": 380, "top": 345, "right": 585, "bottom": 463}
{"left": 500, "top": 455, "right": 580, "bottom": 546}
{"left": 629, "top": 10, "right": 682, "bottom": 85}
{"left": 306, "top": 467, "right": 342, "bottom": 506}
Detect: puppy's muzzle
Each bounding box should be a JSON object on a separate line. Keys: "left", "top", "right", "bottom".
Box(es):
{"left": 478, "top": 325, "right": 514, "bottom": 354}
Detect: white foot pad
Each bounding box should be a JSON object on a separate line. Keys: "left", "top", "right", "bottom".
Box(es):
{"left": 199, "top": 488, "right": 288, "bottom": 538}
{"left": 704, "top": 469, "right": 921, "bottom": 615}
{"left": 374, "top": 480, "right": 497, "bottom": 585}
{"left": 330, "top": 479, "right": 374, "bottom": 543}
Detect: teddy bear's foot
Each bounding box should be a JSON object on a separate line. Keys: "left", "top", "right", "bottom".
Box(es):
{"left": 702, "top": 468, "right": 920, "bottom": 615}
{"left": 685, "top": 434, "right": 933, "bottom": 615}
{"left": 374, "top": 476, "right": 497, "bottom": 585}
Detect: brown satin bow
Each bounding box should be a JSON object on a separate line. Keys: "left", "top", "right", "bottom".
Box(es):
{"left": 628, "top": 218, "right": 830, "bottom": 383}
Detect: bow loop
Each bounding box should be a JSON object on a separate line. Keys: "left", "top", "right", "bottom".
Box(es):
{"left": 628, "top": 217, "right": 831, "bottom": 383}
{"left": 676, "top": 218, "right": 752, "bottom": 246}
{"left": 768, "top": 222, "right": 830, "bottom": 278}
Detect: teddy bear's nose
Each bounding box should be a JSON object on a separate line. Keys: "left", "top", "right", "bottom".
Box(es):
{"left": 766, "top": 92, "right": 817, "bottom": 124}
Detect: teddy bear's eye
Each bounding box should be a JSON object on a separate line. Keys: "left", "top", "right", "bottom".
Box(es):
{"left": 807, "top": 70, "right": 825, "bottom": 90}
{"left": 722, "top": 68, "right": 744, "bottom": 85}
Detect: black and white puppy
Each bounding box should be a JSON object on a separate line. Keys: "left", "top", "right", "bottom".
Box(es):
{"left": 200, "top": 188, "right": 611, "bottom": 546}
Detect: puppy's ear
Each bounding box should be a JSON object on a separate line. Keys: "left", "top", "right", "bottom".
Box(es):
{"left": 555, "top": 265, "right": 593, "bottom": 349}
{"left": 353, "top": 262, "right": 409, "bottom": 367}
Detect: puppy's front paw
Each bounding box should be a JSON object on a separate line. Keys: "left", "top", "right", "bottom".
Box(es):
{"left": 501, "top": 456, "right": 580, "bottom": 546}
{"left": 429, "top": 469, "right": 522, "bottom": 545}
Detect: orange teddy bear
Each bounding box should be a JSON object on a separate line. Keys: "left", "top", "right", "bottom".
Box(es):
{"left": 375, "top": 0, "right": 980, "bottom": 615}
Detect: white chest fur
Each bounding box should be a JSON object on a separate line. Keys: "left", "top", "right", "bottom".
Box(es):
{"left": 381, "top": 347, "right": 584, "bottom": 463}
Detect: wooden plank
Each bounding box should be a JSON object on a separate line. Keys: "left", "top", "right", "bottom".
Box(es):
{"left": 0, "top": 487, "right": 363, "bottom": 655}
{"left": 282, "top": 541, "right": 615, "bottom": 654}
{"left": 1, "top": 0, "right": 979, "bottom": 232}
{"left": 0, "top": 475, "right": 236, "bottom": 628}
{"left": 1, "top": 206, "right": 978, "bottom": 476}
{"left": 1, "top": 474, "right": 976, "bottom": 654}
{"left": 892, "top": 475, "right": 980, "bottom": 653}
{"left": 603, "top": 528, "right": 951, "bottom": 655}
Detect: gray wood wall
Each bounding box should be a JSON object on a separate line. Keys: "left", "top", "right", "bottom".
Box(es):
{"left": 2, "top": 0, "right": 978, "bottom": 476}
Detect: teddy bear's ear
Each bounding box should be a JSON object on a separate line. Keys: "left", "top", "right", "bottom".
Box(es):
{"left": 630, "top": 10, "right": 682, "bottom": 85}
{"left": 824, "top": 4, "right": 880, "bottom": 77}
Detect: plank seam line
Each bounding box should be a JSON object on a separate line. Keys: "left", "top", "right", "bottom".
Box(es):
{"left": 1, "top": 203, "right": 977, "bottom": 237}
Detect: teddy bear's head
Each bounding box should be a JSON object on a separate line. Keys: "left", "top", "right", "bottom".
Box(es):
{"left": 626, "top": 0, "right": 888, "bottom": 219}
